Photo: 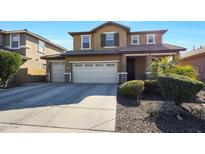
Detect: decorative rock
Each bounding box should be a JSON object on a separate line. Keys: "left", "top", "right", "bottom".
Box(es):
{"left": 177, "top": 114, "right": 183, "bottom": 121}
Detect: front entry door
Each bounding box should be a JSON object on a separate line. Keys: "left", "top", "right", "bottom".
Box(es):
{"left": 127, "top": 58, "right": 135, "bottom": 81}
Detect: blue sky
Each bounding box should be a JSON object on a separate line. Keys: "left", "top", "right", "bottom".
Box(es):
{"left": 0, "top": 21, "right": 205, "bottom": 51}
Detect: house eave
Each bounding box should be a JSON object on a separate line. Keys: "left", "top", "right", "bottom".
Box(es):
{"left": 129, "top": 29, "right": 168, "bottom": 35}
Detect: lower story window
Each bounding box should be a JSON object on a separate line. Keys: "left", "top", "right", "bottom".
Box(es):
{"left": 106, "top": 64, "right": 115, "bottom": 67}
{"left": 85, "top": 64, "right": 93, "bottom": 67}
{"left": 74, "top": 64, "right": 83, "bottom": 67}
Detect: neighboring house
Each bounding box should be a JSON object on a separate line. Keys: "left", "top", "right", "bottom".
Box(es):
{"left": 0, "top": 29, "right": 67, "bottom": 83}
{"left": 181, "top": 47, "right": 205, "bottom": 81}
{"left": 42, "top": 21, "right": 186, "bottom": 83}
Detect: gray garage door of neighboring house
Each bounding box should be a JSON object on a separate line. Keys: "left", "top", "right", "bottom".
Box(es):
{"left": 51, "top": 62, "right": 65, "bottom": 82}
{"left": 72, "top": 62, "right": 118, "bottom": 83}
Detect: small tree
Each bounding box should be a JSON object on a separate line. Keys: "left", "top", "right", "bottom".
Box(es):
{"left": 0, "top": 50, "right": 22, "bottom": 88}
{"left": 150, "top": 57, "right": 179, "bottom": 78}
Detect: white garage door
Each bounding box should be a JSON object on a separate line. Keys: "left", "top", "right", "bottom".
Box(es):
{"left": 52, "top": 62, "right": 65, "bottom": 82}
{"left": 72, "top": 62, "right": 118, "bottom": 83}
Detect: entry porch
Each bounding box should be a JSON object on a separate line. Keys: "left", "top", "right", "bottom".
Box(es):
{"left": 120, "top": 52, "right": 179, "bottom": 82}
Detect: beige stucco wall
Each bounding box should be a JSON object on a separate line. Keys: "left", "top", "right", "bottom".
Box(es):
{"left": 73, "top": 24, "right": 128, "bottom": 51}
{"left": 134, "top": 56, "right": 146, "bottom": 79}
{"left": 181, "top": 54, "right": 205, "bottom": 80}
{"left": 93, "top": 25, "right": 128, "bottom": 50}
{"left": 21, "top": 34, "right": 63, "bottom": 71}
{"left": 72, "top": 25, "right": 164, "bottom": 51}
{"left": 127, "top": 33, "right": 163, "bottom": 45}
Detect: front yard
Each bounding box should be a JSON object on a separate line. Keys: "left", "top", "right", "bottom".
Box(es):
{"left": 116, "top": 89, "right": 205, "bottom": 133}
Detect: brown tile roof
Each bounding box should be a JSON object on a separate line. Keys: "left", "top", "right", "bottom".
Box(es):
{"left": 91, "top": 21, "right": 130, "bottom": 32}
{"left": 61, "top": 44, "right": 185, "bottom": 56}
{"left": 0, "top": 46, "right": 29, "bottom": 60}
{"left": 68, "top": 21, "right": 130, "bottom": 36}
{"left": 62, "top": 50, "right": 119, "bottom": 56}
{"left": 129, "top": 30, "right": 168, "bottom": 35}
{"left": 41, "top": 53, "right": 64, "bottom": 60}
{"left": 41, "top": 44, "right": 186, "bottom": 59}
{"left": 68, "top": 21, "right": 168, "bottom": 37}
{"left": 0, "top": 30, "right": 67, "bottom": 51}
{"left": 119, "top": 44, "right": 186, "bottom": 52}
{"left": 181, "top": 47, "right": 205, "bottom": 59}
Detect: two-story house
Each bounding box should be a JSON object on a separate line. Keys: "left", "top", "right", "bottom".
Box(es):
{"left": 0, "top": 29, "right": 67, "bottom": 83}
{"left": 42, "top": 21, "right": 186, "bottom": 83}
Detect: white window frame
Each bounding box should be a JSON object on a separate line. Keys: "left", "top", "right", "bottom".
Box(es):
{"left": 147, "top": 34, "right": 155, "bottom": 44}
{"left": 104, "top": 32, "right": 116, "bottom": 48}
{"left": 10, "top": 34, "right": 20, "bottom": 49}
{"left": 38, "top": 40, "right": 45, "bottom": 53}
{"left": 81, "top": 35, "right": 91, "bottom": 50}
{"left": 131, "top": 35, "right": 140, "bottom": 45}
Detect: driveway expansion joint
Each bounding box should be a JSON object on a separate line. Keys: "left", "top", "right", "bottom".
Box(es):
{"left": 0, "top": 122, "right": 115, "bottom": 133}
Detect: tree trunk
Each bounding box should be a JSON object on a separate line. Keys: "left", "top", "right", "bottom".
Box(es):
{"left": 137, "top": 95, "right": 140, "bottom": 104}
{"left": 3, "top": 80, "right": 9, "bottom": 88}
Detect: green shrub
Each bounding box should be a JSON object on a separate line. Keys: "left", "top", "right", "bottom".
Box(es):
{"left": 158, "top": 74, "right": 204, "bottom": 104}
{"left": 119, "top": 80, "right": 144, "bottom": 100}
{"left": 143, "top": 80, "right": 161, "bottom": 95}
{"left": 0, "top": 50, "right": 22, "bottom": 87}
{"left": 171, "top": 65, "right": 198, "bottom": 79}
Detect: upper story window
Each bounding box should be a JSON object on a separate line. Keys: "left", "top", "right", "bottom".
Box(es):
{"left": 10, "top": 34, "right": 20, "bottom": 49}
{"left": 105, "top": 32, "right": 115, "bottom": 47}
{"left": 131, "top": 35, "right": 139, "bottom": 45}
{"left": 101, "top": 32, "right": 119, "bottom": 48}
{"left": 81, "top": 35, "right": 91, "bottom": 49}
{"left": 147, "top": 34, "right": 155, "bottom": 44}
{"left": 38, "top": 40, "right": 45, "bottom": 53}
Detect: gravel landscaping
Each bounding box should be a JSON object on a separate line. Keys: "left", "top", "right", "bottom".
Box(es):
{"left": 116, "top": 88, "right": 205, "bottom": 133}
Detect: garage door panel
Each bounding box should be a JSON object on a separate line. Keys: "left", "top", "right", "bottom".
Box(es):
{"left": 73, "top": 63, "right": 118, "bottom": 83}
{"left": 52, "top": 62, "right": 65, "bottom": 82}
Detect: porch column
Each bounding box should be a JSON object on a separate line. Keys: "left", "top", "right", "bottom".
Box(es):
{"left": 122, "top": 54, "right": 127, "bottom": 72}
{"left": 118, "top": 54, "right": 127, "bottom": 84}
{"left": 46, "top": 61, "right": 51, "bottom": 82}
{"left": 145, "top": 53, "right": 153, "bottom": 79}
{"left": 64, "top": 59, "right": 72, "bottom": 83}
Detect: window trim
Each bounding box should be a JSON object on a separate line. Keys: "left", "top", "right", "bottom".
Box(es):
{"left": 38, "top": 40, "right": 45, "bottom": 54}
{"left": 10, "top": 34, "right": 20, "bottom": 49}
{"left": 103, "top": 46, "right": 117, "bottom": 48}
{"left": 103, "top": 31, "right": 116, "bottom": 48}
{"left": 131, "top": 35, "right": 140, "bottom": 45}
{"left": 81, "top": 35, "right": 91, "bottom": 50}
{"left": 147, "top": 34, "right": 155, "bottom": 44}
{"left": 103, "top": 32, "right": 117, "bottom": 34}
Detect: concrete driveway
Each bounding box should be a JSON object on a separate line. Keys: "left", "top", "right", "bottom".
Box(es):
{"left": 0, "top": 83, "right": 117, "bottom": 132}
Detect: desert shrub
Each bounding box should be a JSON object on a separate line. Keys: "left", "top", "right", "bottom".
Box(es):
{"left": 146, "top": 107, "right": 160, "bottom": 123}
{"left": 190, "top": 106, "right": 205, "bottom": 120}
{"left": 158, "top": 74, "right": 204, "bottom": 104}
{"left": 171, "top": 65, "right": 198, "bottom": 79}
{"left": 119, "top": 80, "right": 144, "bottom": 101}
{"left": 143, "top": 80, "right": 161, "bottom": 95}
